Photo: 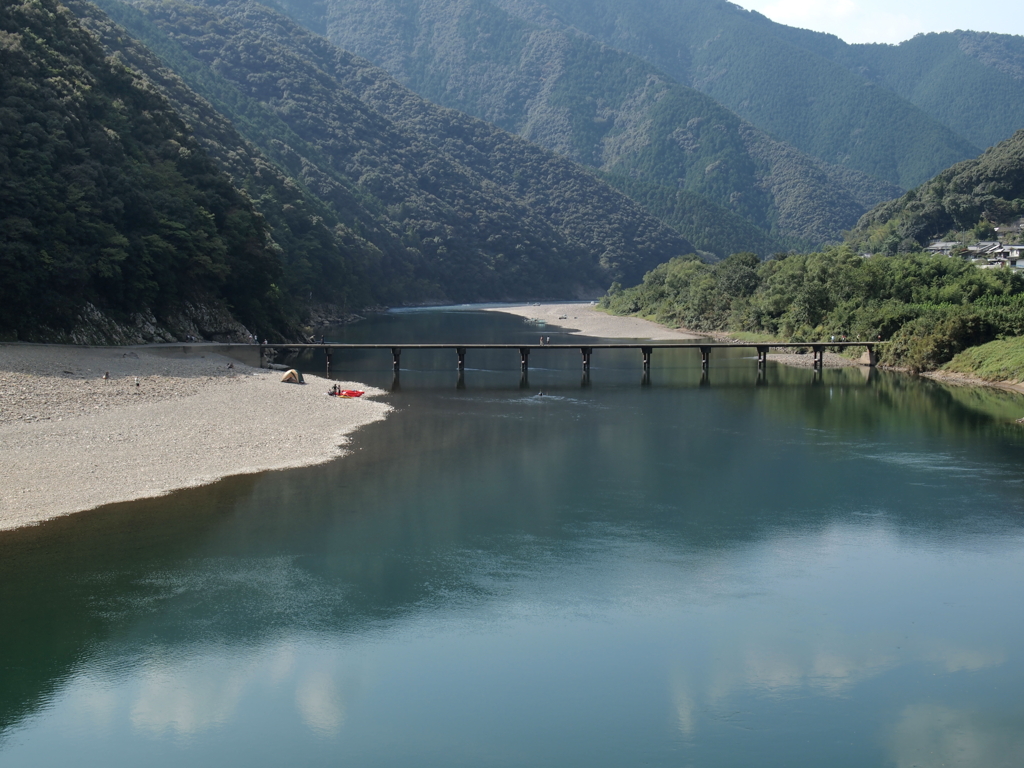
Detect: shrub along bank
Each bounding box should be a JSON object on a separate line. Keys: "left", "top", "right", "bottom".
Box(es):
{"left": 600, "top": 248, "right": 1024, "bottom": 373}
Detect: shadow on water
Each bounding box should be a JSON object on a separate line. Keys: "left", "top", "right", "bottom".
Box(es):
{"left": 3, "top": 308, "right": 1024, "bottom": 763}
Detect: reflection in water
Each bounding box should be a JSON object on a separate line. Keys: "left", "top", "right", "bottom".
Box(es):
{"left": 889, "top": 704, "right": 1024, "bottom": 768}
{"left": 2, "top": 309, "right": 1024, "bottom": 767}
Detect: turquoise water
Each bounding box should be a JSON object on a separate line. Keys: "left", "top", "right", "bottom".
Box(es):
{"left": 2, "top": 307, "right": 1024, "bottom": 767}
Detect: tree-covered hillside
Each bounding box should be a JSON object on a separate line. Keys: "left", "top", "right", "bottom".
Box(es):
{"left": 277, "top": 0, "right": 899, "bottom": 257}
{"left": 849, "top": 129, "right": 1024, "bottom": 254}
{"left": 0, "top": 0, "right": 290, "bottom": 341}
{"left": 601, "top": 248, "right": 1024, "bottom": 373}
{"left": 4, "top": 0, "right": 703, "bottom": 341}
{"left": 486, "top": 0, "right": 985, "bottom": 190}
{"left": 91, "top": 0, "right": 695, "bottom": 295}
{"left": 767, "top": 27, "right": 1024, "bottom": 157}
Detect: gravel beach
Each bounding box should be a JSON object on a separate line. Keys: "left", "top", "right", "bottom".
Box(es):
{"left": 485, "top": 303, "right": 859, "bottom": 367}
{"left": 0, "top": 343, "right": 389, "bottom": 531}
{"left": 483, "top": 302, "right": 704, "bottom": 340}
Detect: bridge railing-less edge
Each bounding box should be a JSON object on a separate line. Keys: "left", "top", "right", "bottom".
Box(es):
{"left": 253, "top": 341, "right": 885, "bottom": 377}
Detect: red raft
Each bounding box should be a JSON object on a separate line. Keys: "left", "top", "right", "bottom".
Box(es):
{"left": 328, "top": 389, "right": 365, "bottom": 398}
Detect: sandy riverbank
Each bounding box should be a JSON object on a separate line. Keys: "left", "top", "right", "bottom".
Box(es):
{"left": 922, "top": 369, "right": 1024, "bottom": 396}
{"left": 485, "top": 303, "right": 859, "bottom": 367}
{"left": 483, "top": 302, "right": 703, "bottom": 340}
{"left": 0, "top": 344, "right": 389, "bottom": 531}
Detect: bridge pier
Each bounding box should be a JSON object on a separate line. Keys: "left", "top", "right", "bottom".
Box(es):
{"left": 581, "top": 347, "right": 592, "bottom": 371}
{"left": 641, "top": 346, "right": 652, "bottom": 371}
{"left": 700, "top": 346, "right": 711, "bottom": 370}
{"left": 325, "top": 348, "right": 332, "bottom": 377}
{"left": 756, "top": 346, "right": 768, "bottom": 368}
{"left": 391, "top": 347, "right": 402, "bottom": 372}
{"left": 812, "top": 345, "right": 824, "bottom": 369}
{"left": 259, "top": 343, "right": 264, "bottom": 369}
{"left": 457, "top": 347, "right": 466, "bottom": 371}
{"left": 520, "top": 347, "right": 530, "bottom": 371}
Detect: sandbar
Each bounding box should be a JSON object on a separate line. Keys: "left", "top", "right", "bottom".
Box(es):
{"left": 483, "top": 302, "right": 703, "bottom": 340}
{"left": 484, "top": 303, "right": 858, "bottom": 367}
{"left": 0, "top": 343, "right": 389, "bottom": 531}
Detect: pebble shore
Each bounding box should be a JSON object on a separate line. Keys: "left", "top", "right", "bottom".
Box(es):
{"left": 485, "top": 303, "right": 859, "bottom": 367}
{"left": 0, "top": 343, "right": 389, "bottom": 531}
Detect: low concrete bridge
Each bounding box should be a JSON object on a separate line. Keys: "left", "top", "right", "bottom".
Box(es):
{"left": 257, "top": 341, "right": 884, "bottom": 375}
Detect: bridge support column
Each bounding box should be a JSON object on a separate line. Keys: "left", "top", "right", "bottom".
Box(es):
{"left": 641, "top": 346, "right": 652, "bottom": 371}
{"left": 520, "top": 347, "right": 530, "bottom": 372}
{"left": 325, "top": 349, "right": 332, "bottom": 377}
{"left": 581, "top": 347, "right": 592, "bottom": 371}
{"left": 859, "top": 346, "right": 878, "bottom": 367}
{"left": 391, "top": 347, "right": 402, "bottom": 372}
{"left": 259, "top": 343, "right": 264, "bottom": 369}
{"left": 457, "top": 347, "right": 466, "bottom": 371}
{"left": 757, "top": 346, "right": 768, "bottom": 368}
{"left": 700, "top": 346, "right": 711, "bottom": 370}
{"left": 812, "top": 345, "right": 824, "bottom": 369}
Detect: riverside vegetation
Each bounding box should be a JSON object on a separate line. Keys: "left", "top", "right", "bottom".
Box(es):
{"left": 601, "top": 249, "right": 1024, "bottom": 374}
{"left": 603, "top": 126, "right": 1024, "bottom": 377}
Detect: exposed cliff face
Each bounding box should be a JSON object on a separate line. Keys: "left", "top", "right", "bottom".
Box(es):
{"left": 23, "top": 301, "right": 254, "bottom": 346}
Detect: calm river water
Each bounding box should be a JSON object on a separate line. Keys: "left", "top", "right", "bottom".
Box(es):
{"left": 2, "top": 307, "right": 1024, "bottom": 767}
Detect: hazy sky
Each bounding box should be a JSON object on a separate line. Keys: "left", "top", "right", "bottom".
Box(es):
{"left": 737, "top": 0, "right": 1024, "bottom": 45}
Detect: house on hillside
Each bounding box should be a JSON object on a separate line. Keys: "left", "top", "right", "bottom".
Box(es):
{"left": 995, "top": 218, "right": 1024, "bottom": 238}
{"left": 926, "top": 241, "right": 961, "bottom": 256}
{"left": 967, "top": 241, "right": 1003, "bottom": 257}
{"left": 927, "top": 239, "right": 1024, "bottom": 268}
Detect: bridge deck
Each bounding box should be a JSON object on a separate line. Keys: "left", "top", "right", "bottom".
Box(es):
{"left": 256, "top": 342, "right": 880, "bottom": 351}
{"left": 254, "top": 340, "right": 884, "bottom": 374}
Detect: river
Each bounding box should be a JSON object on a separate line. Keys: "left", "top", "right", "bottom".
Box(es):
{"left": 2, "top": 306, "right": 1023, "bottom": 767}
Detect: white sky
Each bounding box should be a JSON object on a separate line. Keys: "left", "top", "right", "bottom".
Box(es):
{"left": 737, "top": 0, "right": 1024, "bottom": 45}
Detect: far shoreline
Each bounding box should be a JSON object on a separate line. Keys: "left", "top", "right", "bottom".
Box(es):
{"left": 483, "top": 302, "right": 1024, "bottom": 398}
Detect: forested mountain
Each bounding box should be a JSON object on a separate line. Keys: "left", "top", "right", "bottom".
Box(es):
{"left": 278, "top": 0, "right": 900, "bottom": 256}
{"left": 766, "top": 27, "right": 1024, "bottom": 157}
{"left": 848, "top": 129, "right": 1024, "bottom": 254}
{"left": 3, "top": 0, "right": 698, "bottom": 341}
{"left": 459, "top": 0, "right": 994, "bottom": 190}
{"left": 0, "top": 0, "right": 290, "bottom": 342}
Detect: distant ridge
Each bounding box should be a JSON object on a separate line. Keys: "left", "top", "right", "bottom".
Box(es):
{"left": 483, "top": 0, "right": 989, "bottom": 189}
{"left": 276, "top": 0, "right": 901, "bottom": 256}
